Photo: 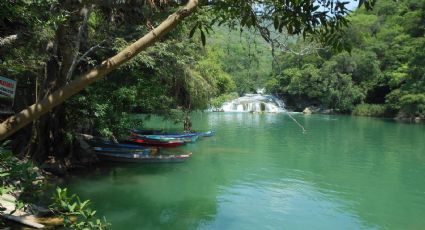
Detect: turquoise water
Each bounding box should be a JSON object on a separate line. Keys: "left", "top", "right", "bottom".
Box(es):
{"left": 66, "top": 113, "right": 425, "bottom": 230}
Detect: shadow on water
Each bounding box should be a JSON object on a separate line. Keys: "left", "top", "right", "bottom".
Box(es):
{"left": 64, "top": 162, "right": 221, "bottom": 230}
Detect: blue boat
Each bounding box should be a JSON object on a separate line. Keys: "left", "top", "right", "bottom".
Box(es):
{"left": 167, "top": 130, "right": 215, "bottom": 137}
{"left": 130, "top": 133, "right": 199, "bottom": 143}
{"left": 92, "top": 147, "right": 156, "bottom": 155}
{"left": 131, "top": 130, "right": 215, "bottom": 138}
{"left": 88, "top": 140, "right": 159, "bottom": 151}
{"left": 100, "top": 142, "right": 153, "bottom": 149}
{"left": 95, "top": 151, "right": 192, "bottom": 163}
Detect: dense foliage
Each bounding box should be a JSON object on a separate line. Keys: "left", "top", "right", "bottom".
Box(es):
{"left": 266, "top": 0, "right": 425, "bottom": 118}
{"left": 208, "top": 28, "right": 273, "bottom": 95}
{"left": 65, "top": 24, "right": 235, "bottom": 137}
{"left": 1, "top": 0, "right": 370, "bottom": 149}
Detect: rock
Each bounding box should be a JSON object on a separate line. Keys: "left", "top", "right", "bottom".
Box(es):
{"left": 40, "top": 162, "right": 67, "bottom": 176}
{"left": 1, "top": 194, "right": 46, "bottom": 229}
{"left": 321, "top": 109, "right": 334, "bottom": 114}
{"left": 73, "top": 135, "right": 98, "bottom": 164}
{"left": 303, "top": 107, "right": 312, "bottom": 115}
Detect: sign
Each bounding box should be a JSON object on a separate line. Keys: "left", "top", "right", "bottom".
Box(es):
{"left": 0, "top": 76, "right": 17, "bottom": 99}
{"left": 0, "top": 76, "right": 17, "bottom": 114}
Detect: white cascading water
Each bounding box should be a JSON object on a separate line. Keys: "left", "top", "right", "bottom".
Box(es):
{"left": 219, "top": 94, "right": 285, "bottom": 113}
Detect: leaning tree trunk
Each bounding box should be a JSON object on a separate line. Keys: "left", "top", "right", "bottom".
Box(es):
{"left": 0, "top": 0, "right": 199, "bottom": 142}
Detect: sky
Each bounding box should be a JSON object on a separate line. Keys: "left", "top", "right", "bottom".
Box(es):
{"left": 347, "top": 1, "right": 360, "bottom": 11}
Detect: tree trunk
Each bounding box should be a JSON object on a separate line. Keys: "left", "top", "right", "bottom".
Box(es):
{"left": 0, "top": 0, "right": 199, "bottom": 141}
{"left": 27, "top": 3, "right": 84, "bottom": 163}
{"left": 183, "top": 110, "right": 192, "bottom": 132}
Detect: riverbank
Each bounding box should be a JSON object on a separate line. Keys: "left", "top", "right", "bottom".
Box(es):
{"left": 0, "top": 145, "right": 109, "bottom": 229}
{"left": 299, "top": 104, "right": 424, "bottom": 123}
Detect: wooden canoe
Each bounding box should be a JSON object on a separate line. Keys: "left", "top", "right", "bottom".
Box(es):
{"left": 96, "top": 152, "right": 192, "bottom": 163}
{"left": 92, "top": 146, "right": 158, "bottom": 155}
{"left": 130, "top": 130, "right": 215, "bottom": 138}
{"left": 130, "top": 133, "right": 199, "bottom": 143}
{"left": 126, "top": 137, "right": 186, "bottom": 147}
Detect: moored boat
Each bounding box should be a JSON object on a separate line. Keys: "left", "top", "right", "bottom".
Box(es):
{"left": 90, "top": 140, "right": 156, "bottom": 150}
{"left": 130, "top": 133, "right": 199, "bottom": 143}
{"left": 95, "top": 152, "right": 192, "bottom": 163}
{"left": 127, "top": 137, "right": 186, "bottom": 147}
{"left": 92, "top": 146, "right": 158, "bottom": 155}
{"left": 131, "top": 129, "right": 215, "bottom": 138}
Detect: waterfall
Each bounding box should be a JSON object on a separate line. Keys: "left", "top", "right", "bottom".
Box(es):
{"left": 217, "top": 94, "right": 285, "bottom": 113}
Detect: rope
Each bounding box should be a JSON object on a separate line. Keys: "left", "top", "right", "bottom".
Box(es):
{"left": 284, "top": 110, "right": 307, "bottom": 134}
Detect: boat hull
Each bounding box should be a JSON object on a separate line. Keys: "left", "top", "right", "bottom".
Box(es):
{"left": 93, "top": 147, "right": 158, "bottom": 155}
{"left": 127, "top": 138, "right": 185, "bottom": 147}
{"left": 89, "top": 140, "right": 154, "bottom": 150}
{"left": 131, "top": 133, "right": 199, "bottom": 143}
{"left": 96, "top": 152, "right": 192, "bottom": 163}
{"left": 131, "top": 130, "right": 215, "bottom": 138}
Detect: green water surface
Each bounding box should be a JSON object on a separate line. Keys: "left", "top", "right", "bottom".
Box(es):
{"left": 66, "top": 113, "right": 425, "bottom": 230}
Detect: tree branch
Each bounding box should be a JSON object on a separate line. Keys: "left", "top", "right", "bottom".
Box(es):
{"left": 65, "top": 40, "right": 107, "bottom": 83}
{"left": 66, "top": 5, "right": 93, "bottom": 82}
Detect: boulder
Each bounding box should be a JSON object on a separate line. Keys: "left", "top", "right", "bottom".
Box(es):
{"left": 303, "top": 107, "right": 312, "bottom": 115}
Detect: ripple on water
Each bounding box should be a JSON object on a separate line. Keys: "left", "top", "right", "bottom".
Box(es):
{"left": 209, "top": 177, "right": 373, "bottom": 230}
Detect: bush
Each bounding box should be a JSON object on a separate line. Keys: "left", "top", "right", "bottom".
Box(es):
{"left": 210, "top": 92, "right": 239, "bottom": 109}
{"left": 386, "top": 92, "right": 425, "bottom": 118}
{"left": 399, "top": 93, "right": 425, "bottom": 117}
{"left": 1, "top": 142, "right": 109, "bottom": 229}
{"left": 0, "top": 143, "right": 42, "bottom": 208}
{"left": 352, "top": 103, "right": 391, "bottom": 117}
{"left": 51, "top": 187, "right": 110, "bottom": 230}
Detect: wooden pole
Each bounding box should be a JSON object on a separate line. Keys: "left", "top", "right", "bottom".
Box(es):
{"left": 0, "top": 0, "right": 198, "bottom": 140}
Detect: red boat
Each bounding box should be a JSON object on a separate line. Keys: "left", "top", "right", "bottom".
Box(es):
{"left": 127, "top": 137, "right": 185, "bottom": 148}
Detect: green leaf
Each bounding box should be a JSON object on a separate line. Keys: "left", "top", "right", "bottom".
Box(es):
{"left": 273, "top": 15, "right": 279, "bottom": 29}
{"left": 0, "top": 172, "right": 10, "bottom": 177}
{"left": 69, "top": 203, "right": 77, "bottom": 212}
{"left": 189, "top": 23, "right": 198, "bottom": 38}
{"left": 15, "top": 201, "right": 24, "bottom": 210}
{"left": 200, "top": 29, "right": 206, "bottom": 47}
{"left": 358, "top": 0, "right": 364, "bottom": 8}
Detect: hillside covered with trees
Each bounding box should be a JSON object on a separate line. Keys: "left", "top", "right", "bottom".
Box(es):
{"left": 265, "top": 0, "right": 425, "bottom": 119}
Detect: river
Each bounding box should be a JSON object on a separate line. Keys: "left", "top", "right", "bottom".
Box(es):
{"left": 65, "top": 113, "right": 425, "bottom": 230}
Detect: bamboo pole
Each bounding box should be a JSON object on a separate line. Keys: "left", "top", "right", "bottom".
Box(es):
{"left": 0, "top": 0, "right": 199, "bottom": 140}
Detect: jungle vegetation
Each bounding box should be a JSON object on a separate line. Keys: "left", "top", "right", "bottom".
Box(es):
{"left": 0, "top": 0, "right": 370, "bottom": 163}
{"left": 5, "top": 0, "right": 424, "bottom": 228}
{"left": 265, "top": 0, "right": 425, "bottom": 118}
